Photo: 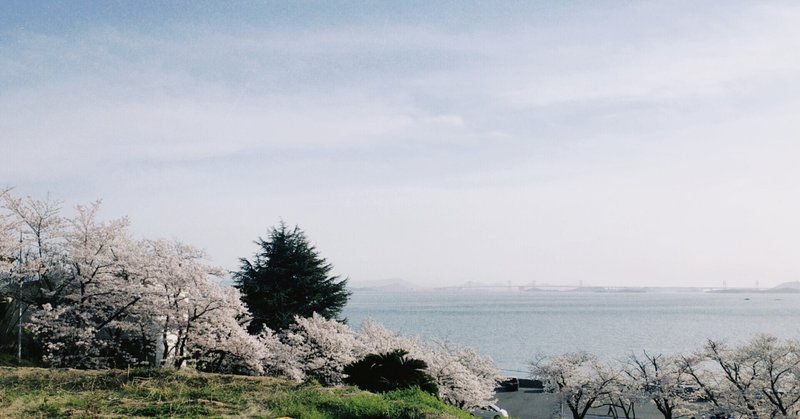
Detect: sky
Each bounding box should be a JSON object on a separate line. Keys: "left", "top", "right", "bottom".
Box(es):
{"left": 2, "top": 1, "right": 800, "bottom": 288}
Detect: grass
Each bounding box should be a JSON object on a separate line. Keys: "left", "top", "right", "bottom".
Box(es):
{"left": 0, "top": 366, "right": 473, "bottom": 418}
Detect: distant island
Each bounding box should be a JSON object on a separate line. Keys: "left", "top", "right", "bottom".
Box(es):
{"left": 708, "top": 280, "right": 800, "bottom": 294}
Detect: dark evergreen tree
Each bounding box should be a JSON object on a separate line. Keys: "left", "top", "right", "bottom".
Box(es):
{"left": 234, "top": 222, "right": 350, "bottom": 333}
{"left": 343, "top": 349, "right": 438, "bottom": 396}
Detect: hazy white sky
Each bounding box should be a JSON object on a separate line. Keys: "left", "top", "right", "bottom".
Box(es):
{"left": 2, "top": 1, "right": 800, "bottom": 288}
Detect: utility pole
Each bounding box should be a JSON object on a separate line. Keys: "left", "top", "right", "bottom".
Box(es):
{"left": 17, "top": 231, "right": 22, "bottom": 363}
{"left": 17, "top": 304, "right": 21, "bottom": 362}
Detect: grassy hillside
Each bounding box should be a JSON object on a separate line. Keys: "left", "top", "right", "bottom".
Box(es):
{"left": 0, "top": 367, "right": 472, "bottom": 418}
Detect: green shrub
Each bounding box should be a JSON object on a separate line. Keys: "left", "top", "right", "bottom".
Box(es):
{"left": 343, "top": 350, "right": 438, "bottom": 396}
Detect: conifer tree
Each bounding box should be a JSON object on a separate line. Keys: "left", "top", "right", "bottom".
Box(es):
{"left": 234, "top": 222, "right": 350, "bottom": 333}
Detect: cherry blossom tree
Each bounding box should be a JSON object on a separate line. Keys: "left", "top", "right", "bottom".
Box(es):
{"left": 707, "top": 338, "right": 766, "bottom": 418}
{"left": 682, "top": 336, "right": 800, "bottom": 419}
{"left": 1, "top": 189, "right": 262, "bottom": 372}
{"left": 187, "top": 284, "right": 267, "bottom": 375}
{"left": 1, "top": 192, "right": 67, "bottom": 357}
{"left": 423, "top": 340, "right": 499, "bottom": 409}
{"left": 742, "top": 335, "right": 800, "bottom": 418}
{"left": 356, "top": 319, "right": 499, "bottom": 409}
{"left": 258, "top": 327, "right": 306, "bottom": 380}
{"left": 130, "top": 239, "right": 265, "bottom": 374}
{"left": 532, "top": 352, "right": 620, "bottom": 419}
{"left": 254, "top": 317, "right": 499, "bottom": 408}
{"left": 356, "top": 318, "right": 422, "bottom": 356}
{"left": 1, "top": 192, "right": 66, "bottom": 307}
{"left": 0, "top": 187, "right": 16, "bottom": 272}
{"left": 28, "top": 202, "right": 153, "bottom": 368}
{"left": 268, "top": 313, "right": 359, "bottom": 385}
{"left": 625, "top": 352, "right": 695, "bottom": 419}
{"left": 603, "top": 370, "right": 640, "bottom": 419}
{"left": 678, "top": 351, "right": 728, "bottom": 418}
{"left": 0, "top": 187, "right": 17, "bottom": 344}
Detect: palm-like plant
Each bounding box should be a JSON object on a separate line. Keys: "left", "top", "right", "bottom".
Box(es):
{"left": 343, "top": 349, "right": 438, "bottom": 396}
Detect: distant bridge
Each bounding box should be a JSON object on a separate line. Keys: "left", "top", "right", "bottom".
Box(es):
{"left": 435, "top": 283, "right": 581, "bottom": 291}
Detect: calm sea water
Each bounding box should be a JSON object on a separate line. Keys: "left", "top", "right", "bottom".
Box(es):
{"left": 341, "top": 290, "right": 800, "bottom": 375}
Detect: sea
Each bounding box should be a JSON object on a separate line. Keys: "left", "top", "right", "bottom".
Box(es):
{"left": 341, "top": 290, "right": 800, "bottom": 376}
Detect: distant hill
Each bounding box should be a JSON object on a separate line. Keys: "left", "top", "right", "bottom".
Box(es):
{"left": 348, "top": 278, "right": 424, "bottom": 292}
{"left": 708, "top": 281, "right": 800, "bottom": 294}
{"left": 771, "top": 281, "right": 800, "bottom": 292}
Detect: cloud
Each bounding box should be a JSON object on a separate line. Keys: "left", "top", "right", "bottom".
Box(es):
{"left": 493, "top": 3, "right": 800, "bottom": 108}
{"left": 0, "top": 22, "right": 492, "bottom": 183}
{"left": 3, "top": 1, "right": 800, "bottom": 287}
{"left": 0, "top": 80, "right": 477, "bottom": 182}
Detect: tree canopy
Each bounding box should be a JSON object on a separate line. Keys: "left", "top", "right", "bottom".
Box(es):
{"left": 0, "top": 189, "right": 265, "bottom": 372}
{"left": 234, "top": 222, "right": 350, "bottom": 333}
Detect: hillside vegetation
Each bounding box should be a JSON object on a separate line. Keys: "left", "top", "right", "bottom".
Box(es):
{"left": 1, "top": 191, "right": 499, "bottom": 411}
{"left": 0, "top": 367, "right": 472, "bottom": 418}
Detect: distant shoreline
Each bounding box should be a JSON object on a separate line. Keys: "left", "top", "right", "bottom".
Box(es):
{"left": 349, "top": 285, "right": 800, "bottom": 294}
{"left": 348, "top": 279, "right": 800, "bottom": 294}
